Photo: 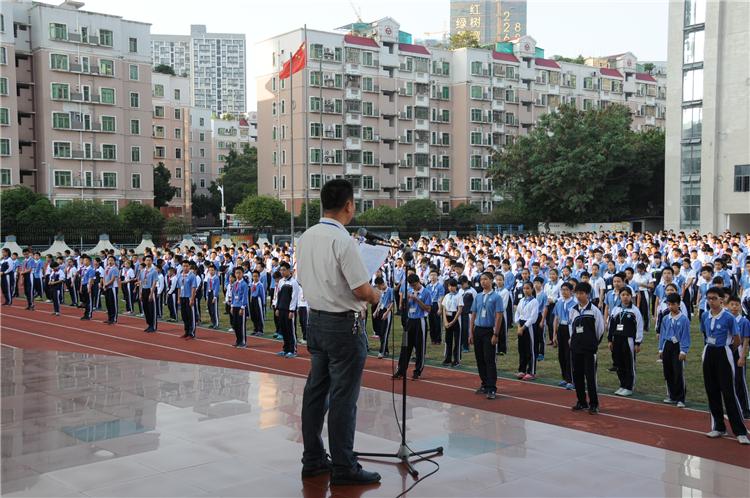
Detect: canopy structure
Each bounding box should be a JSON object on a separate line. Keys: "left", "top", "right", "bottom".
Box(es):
{"left": 217, "top": 234, "right": 234, "bottom": 248}
{"left": 42, "top": 234, "right": 74, "bottom": 257}
{"left": 134, "top": 233, "right": 156, "bottom": 255}
{"left": 174, "top": 234, "right": 197, "bottom": 252}
{"left": 87, "top": 234, "right": 117, "bottom": 256}
{"left": 2, "top": 236, "right": 24, "bottom": 255}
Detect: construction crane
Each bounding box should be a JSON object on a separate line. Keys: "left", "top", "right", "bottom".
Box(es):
{"left": 349, "top": 0, "right": 363, "bottom": 23}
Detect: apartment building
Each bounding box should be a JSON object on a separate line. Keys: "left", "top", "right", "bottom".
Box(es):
{"left": 151, "top": 73, "right": 191, "bottom": 217}
{"left": 256, "top": 18, "right": 666, "bottom": 215}
{"left": 151, "top": 25, "right": 246, "bottom": 114}
{"left": 664, "top": 0, "right": 750, "bottom": 233}
{"left": 189, "top": 107, "right": 213, "bottom": 196}
{"left": 1, "top": 0, "right": 154, "bottom": 210}
{"left": 208, "top": 112, "right": 256, "bottom": 191}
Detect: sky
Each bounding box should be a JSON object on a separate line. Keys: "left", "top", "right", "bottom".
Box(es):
{"left": 81, "top": 0, "right": 670, "bottom": 110}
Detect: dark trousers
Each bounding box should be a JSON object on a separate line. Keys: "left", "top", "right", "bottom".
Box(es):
{"left": 396, "top": 317, "right": 427, "bottom": 377}
{"left": 51, "top": 284, "right": 62, "bottom": 313}
{"left": 557, "top": 325, "right": 573, "bottom": 383}
{"left": 180, "top": 297, "right": 195, "bottom": 336}
{"left": 44, "top": 276, "right": 52, "bottom": 300}
{"left": 534, "top": 317, "right": 545, "bottom": 357}
{"left": 373, "top": 312, "right": 391, "bottom": 356}
{"left": 207, "top": 292, "right": 219, "bottom": 327}
{"left": 273, "top": 306, "right": 281, "bottom": 333}
{"left": 572, "top": 350, "right": 599, "bottom": 408}
{"left": 134, "top": 285, "right": 142, "bottom": 314}
{"left": 444, "top": 313, "right": 461, "bottom": 363}
{"left": 733, "top": 348, "right": 750, "bottom": 416}
{"left": 105, "top": 287, "right": 118, "bottom": 322}
{"left": 250, "top": 296, "right": 264, "bottom": 332}
{"left": 91, "top": 285, "right": 101, "bottom": 310}
{"left": 703, "top": 346, "right": 747, "bottom": 435}
{"left": 167, "top": 293, "right": 178, "bottom": 320}
{"left": 460, "top": 314, "right": 471, "bottom": 350}
{"left": 279, "top": 309, "right": 295, "bottom": 353}
{"left": 662, "top": 341, "right": 686, "bottom": 403}
{"left": 67, "top": 278, "right": 78, "bottom": 306}
{"left": 297, "top": 306, "right": 309, "bottom": 341}
{"left": 473, "top": 326, "right": 497, "bottom": 392}
{"left": 302, "top": 312, "right": 367, "bottom": 474}
{"left": 638, "top": 291, "right": 650, "bottom": 331}
{"left": 80, "top": 286, "right": 92, "bottom": 318}
{"left": 2, "top": 273, "right": 13, "bottom": 304}
{"left": 545, "top": 303, "right": 555, "bottom": 343}
{"left": 518, "top": 322, "right": 536, "bottom": 375}
{"left": 496, "top": 313, "right": 507, "bottom": 354}
{"left": 142, "top": 289, "right": 157, "bottom": 330}
{"left": 24, "top": 274, "right": 33, "bottom": 307}
{"left": 123, "top": 283, "right": 132, "bottom": 312}
{"left": 428, "top": 303, "right": 441, "bottom": 343}
{"left": 231, "top": 307, "right": 246, "bottom": 345}
{"left": 32, "top": 276, "right": 43, "bottom": 300}
{"left": 613, "top": 335, "right": 636, "bottom": 390}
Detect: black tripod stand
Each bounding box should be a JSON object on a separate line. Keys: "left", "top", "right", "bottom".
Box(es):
{"left": 355, "top": 239, "right": 444, "bottom": 478}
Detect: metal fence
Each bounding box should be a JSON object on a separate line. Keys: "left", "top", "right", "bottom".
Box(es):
{"left": 11, "top": 228, "right": 169, "bottom": 252}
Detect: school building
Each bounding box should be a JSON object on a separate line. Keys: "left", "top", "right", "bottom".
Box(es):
{"left": 256, "top": 18, "right": 667, "bottom": 216}
{"left": 664, "top": 0, "right": 750, "bottom": 233}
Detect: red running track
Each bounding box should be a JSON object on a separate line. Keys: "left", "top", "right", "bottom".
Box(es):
{"left": 1, "top": 302, "right": 748, "bottom": 469}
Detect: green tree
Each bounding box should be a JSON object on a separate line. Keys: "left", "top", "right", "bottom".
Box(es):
{"left": 235, "top": 195, "right": 288, "bottom": 227}
{"left": 629, "top": 128, "right": 665, "bottom": 217}
{"left": 164, "top": 216, "right": 192, "bottom": 237}
{"left": 449, "top": 31, "right": 480, "bottom": 49}
{"left": 153, "top": 162, "right": 177, "bottom": 208}
{"left": 642, "top": 62, "right": 655, "bottom": 74}
{"left": 191, "top": 182, "right": 221, "bottom": 218}
{"left": 296, "top": 200, "right": 321, "bottom": 227}
{"left": 0, "top": 186, "right": 45, "bottom": 235}
{"left": 492, "top": 103, "right": 640, "bottom": 224}
{"left": 398, "top": 199, "right": 440, "bottom": 228}
{"left": 16, "top": 199, "right": 59, "bottom": 236}
{"left": 120, "top": 202, "right": 165, "bottom": 239}
{"left": 153, "top": 64, "right": 176, "bottom": 75}
{"left": 553, "top": 54, "right": 586, "bottom": 64}
{"left": 355, "top": 205, "right": 401, "bottom": 226}
{"left": 218, "top": 145, "right": 258, "bottom": 212}
{"left": 56, "top": 200, "right": 122, "bottom": 234}
{"left": 449, "top": 203, "right": 481, "bottom": 224}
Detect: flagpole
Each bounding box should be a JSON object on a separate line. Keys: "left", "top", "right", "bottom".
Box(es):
{"left": 289, "top": 50, "right": 295, "bottom": 249}
{"left": 303, "top": 25, "right": 310, "bottom": 230}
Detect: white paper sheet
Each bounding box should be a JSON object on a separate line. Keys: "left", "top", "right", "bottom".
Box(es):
{"left": 359, "top": 243, "right": 390, "bottom": 277}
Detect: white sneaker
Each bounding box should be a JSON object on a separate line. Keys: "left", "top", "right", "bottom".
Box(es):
{"left": 299, "top": 339, "right": 307, "bottom": 345}
{"left": 620, "top": 389, "right": 633, "bottom": 397}
{"left": 377, "top": 353, "right": 383, "bottom": 359}
{"left": 614, "top": 388, "right": 625, "bottom": 396}
{"left": 676, "top": 401, "right": 686, "bottom": 408}
{"left": 656, "top": 358, "right": 662, "bottom": 363}
{"left": 706, "top": 430, "right": 727, "bottom": 438}
{"left": 738, "top": 435, "right": 750, "bottom": 445}
{"left": 227, "top": 328, "right": 234, "bottom": 333}
{"left": 663, "top": 398, "right": 675, "bottom": 404}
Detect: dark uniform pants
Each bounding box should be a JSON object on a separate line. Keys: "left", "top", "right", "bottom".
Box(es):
{"left": 732, "top": 348, "right": 750, "bottom": 417}
{"left": 1, "top": 273, "right": 13, "bottom": 304}
{"left": 428, "top": 303, "right": 441, "bottom": 344}
{"left": 105, "top": 288, "right": 118, "bottom": 322}
{"left": 80, "top": 286, "right": 92, "bottom": 318}
{"left": 51, "top": 284, "right": 62, "bottom": 313}
{"left": 142, "top": 288, "right": 157, "bottom": 330}
{"left": 180, "top": 297, "right": 195, "bottom": 336}
{"left": 231, "top": 306, "right": 246, "bottom": 345}
{"left": 444, "top": 313, "right": 461, "bottom": 363}
{"left": 460, "top": 313, "right": 471, "bottom": 350}
{"left": 662, "top": 341, "right": 686, "bottom": 403}
{"left": 518, "top": 321, "right": 536, "bottom": 375}
{"left": 613, "top": 335, "right": 636, "bottom": 390}
{"left": 279, "top": 309, "right": 296, "bottom": 353}
{"left": 24, "top": 274, "right": 33, "bottom": 307}
{"left": 473, "top": 326, "right": 497, "bottom": 392}
{"left": 396, "top": 317, "right": 427, "bottom": 377}
{"left": 703, "top": 346, "right": 747, "bottom": 435}
{"left": 250, "top": 296, "right": 264, "bottom": 333}
{"left": 373, "top": 312, "right": 391, "bottom": 356}
{"left": 167, "top": 292, "right": 178, "bottom": 320}
{"left": 572, "top": 350, "right": 599, "bottom": 408}
{"left": 207, "top": 292, "right": 219, "bottom": 327}
{"left": 557, "top": 325, "right": 573, "bottom": 383}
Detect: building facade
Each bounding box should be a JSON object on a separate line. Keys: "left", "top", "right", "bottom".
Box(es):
{"left": 450, "top": 0, "right": 527, "bottom": 46}
{"left": 1, "top": 0, "right": 154, "bottom": 210}
{"left": 664, "top": 0, "right": 750, "bottom": 233}
{"left": 256, "top": 19, "right": 666, "bottom": 215}
{"left": 151, "top": 25, "right": 246, "bottom": 114}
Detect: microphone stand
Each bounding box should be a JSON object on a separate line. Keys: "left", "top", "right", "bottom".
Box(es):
{"left": 355, "top": 238, "right": 444, "bottom": 478}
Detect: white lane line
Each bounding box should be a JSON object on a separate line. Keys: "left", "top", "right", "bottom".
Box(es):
{"left": 2, "top": 326, "right": 136, "bottom": 358}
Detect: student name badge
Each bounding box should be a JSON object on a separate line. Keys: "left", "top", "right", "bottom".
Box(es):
{"left": 481, "top": 309, "right": 487, "bottom": 319}
{"left": 706, "top": 336, "right": 717, "bottom": 345}
{"left": 671, "top": 336, "right": 679, "bottom": 344}
{"left": 607, "top": 285, "right": 613, "bottom": 290}
{"left": 576, "top": 326, "right": 584, "bottom": 334}
{"left": 409, "top": 306, "right": 416, "bottom": 315}
{"left": 616, "top": 324, "right": 624, "bottom": 332}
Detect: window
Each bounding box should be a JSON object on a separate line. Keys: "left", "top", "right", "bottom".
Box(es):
{"left": 681, "top": 106, "right": 702, "bottom": 140}
{"left": 102, "top": 144, "right": 116, "bottom": 160}
{"left": 130, "top": 119, "right": 140, "bottom": 135}
{"left": 471, "top": 61, "right": 483, "bottom": 75}
{"left": 0, "top": 108, "right": 8, "bottom": 125}
{"left": 51, "top": 83, "right": 69, "bottom": 100}
{"left": 199, "top": 132, "right": 205, "bottom": 142}
{"left": 175, "top": 168, "right": 182, "bottom": 179}
{"left": 682, "top": 68, "right": 703, "bottom": 102}
{"left": 363, "top": 150, "right": 373, "bottom": 165}
{"left": 735, "top": 165, "right": 750, "bottom": 192}
{"left": 84, "top": 143, "right": 92, "bottom": 159}
{"left": 0, "top": 169, "right": 10, "bottom": 186}
{"left": 175, "top": 188, "right": 182, "bottom": 198}
{"left": 49, "top": 23, "right": 67, "bottom": 40}
{"left": 309, "top": 71, "right": 321, "bottom": 86}
{"left": 684, "top": 0, "right": 706, "bottom": 26}
{"left": 174, "top": 128, "right": 181, "bottom": 139}
{"left": 100, "top": 88, "right": 115, "bottom": 104}
{"left": 470, "top": 108, "right": 483, "bottom": 122}
{"left": 50, "top": 53, "right": 68, "bottom": 70}
{"left": 362, "top": 51, "right": 373, "bottom": 66}
{"left": 101, "top": 116, "right": 115, "bottom": 132}
{"left": 0, "top": 47, "right": 5, "bottom": 65}
{"left": 128, "top": 37, "right": 138, "bottom": 53}
{"left": 0, "top": 77, "right": 7, "bottom": 95}
{"left": 129, "top": 64, "right": 139, "bottom": 80}
{"left": 53, "top": 141, "right": 71, "bottom": 158}
{"left": 683, "top": 30, "right": 704, "bottom": 64}
{"left": 310, "top": 97, "right": 321, "bottom": 112}
{"left": 199, "top": 179, "right": 206, "bottom": 188}
{"left": 153, "top": 84, "right": 164, "bottom": 97}
{"left": 52, "top": 112, "right": 69, "bottom": 129}
{"left": 470, "top": 178, "right": 483, "bottom": 191}
{"left": 310, "top": 174, "right": 321, "bottom": 189}
{"left": 174, "top": 89, "right": 181, "bottom": 100}
{"left": 309, "top": 148, "right": 322, "bottom": 163}
{"left": 130, "top": 92, "right": 140, "bottom": 108}
{"left": 54, "top": 171, "right": 72, "bottom": 186}
{"left": 154, "top": 106, "right": 165, "bottom": 117}
{"left": 470, "top": 155, "right": 483, "bottom": 168}
{"left": 102, "top": 172, "right": 117, "bottom": 188}
{"left": 102, "top": 200, "right": 118, "bottom": 213}
{"left": 99, "top": 59, "right": 114, "bottom": 76}
{"left": 0, "top": 138, "right": 9, "bottom": 156}
{"left": 174, "top": 108, "right": 182, "bottom": 120}
{"left": 131, "top": 146, "right": 141, "bottom": 162}
{"left": 199, "top": 148, "right": 205, "bottom": 157}
{"left": 470, "top": 85, "right": 483, "bottom": 99}
{"left": 131, "top": 173, "right": 141, "bottom": 189}
{"left": 99, "top": 29, "right": 113, "bottom": 47}
{"left": 175, "top": 148, "right": 182, "bottom": 159}
{"left": 470, "top": 132, "right": 482, "bottom": 145}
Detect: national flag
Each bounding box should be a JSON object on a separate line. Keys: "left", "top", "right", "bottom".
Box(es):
{"left": 279, "top": 43, "right": 306, "bottom": 80}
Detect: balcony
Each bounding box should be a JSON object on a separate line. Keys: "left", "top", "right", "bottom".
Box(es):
{"left": 415, "top": 94, "right": 429, "bottom": 107}
{"left": 414, "top": 71, "right": 429, "bottom": 84}
{"left": 379, "top": 78, "right": 397, "bottom": 93}
{"left": 492, "top": 99, "right": 504, "bottom": 111}
{"left": 363, "top": 181, "right": 380, "bottom": 191}
{"left": 492, "top": 76, "right": 506, "bottom": 87}
{"left": 414, "top": 118, "right": 429, "bottom": 131}
{"left": 380, "top": 126, "right": 397, "bottom": 141}
{"left": 344, "top": 113, "right": 361, "bottom": 125}
{"left": 345, "top": 63, "right": 361, "bottom": 75}
{"left": 492, "top": 122, "right": 505, "bottom": 134}
{"left": 62, "top": 178, "right": 116, "bottom": 189}
{"left": 379, "top": 51, "right": 399, "bottom": 68}
{"left": 414, "top": 187, "right": 428, "bottom": 199}
{"left": 345, "top": 162, "right": 362, "bottom": 175}
{"left": 414, "top": 165, "right": 429, "bottom": 178}
{"left": 345, "top": 87, "right": 361, "bottom": 100}
{"left": 345, "top": 137, "right": 361, "bottom": 150}
{"left": 415, "top": 142, "right": 428, "bottom": 153}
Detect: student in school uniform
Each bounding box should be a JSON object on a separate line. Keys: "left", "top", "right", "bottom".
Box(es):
{"left": 552, "top": 282, "right": 576, "bottom": 390}
{"left": 20, "top": 249, "right": 34, "bottom": 310}
{"left": 177, "top": 260, "right": 198, "bottom": 339}
{"left": 459, "top": 276, "right": 476, "bottom": 353}
{"left": 90, "top": 258, "right": 103, "bottom": 311}
{"left": 658, "top": 293, "right": 691, "bottom": 407}
{"left": 393, "top": 273, "right": 432, "bottom": 381}
{"left": 249, "top": 269, "right": 266, "bottom": 336}
{"left": 139, "top": 255, "right": 159, "bottom": 333}
{"left": 230, "top": 267, "right": 248, "bottom": 348}
{"left": 78, "top": 256, "right": 95, "bottom": 320}
{"left": 65, "top": 258, "right": 78, "bottom": 307}
{"left": 426, "top": 269, "right": 445, "bottom": 345}
{"left": 543, "top": 269, "right": 562, "bottom": 345}
{"left": 515, "top": 281, "right": 539, "bottom": 380}
{"left": 43, "top": 255, "right": 54, "bottom": 303}
{"left": 31, "top": 252, "right": 44, "bottom": 302}
{"left": 205, "top": 265, "right": 221, "bottom": 329}
{"left": 102, "top": 256, "right": 119, "bottom": 325}
{"left": 607, "top": 287, "right": 644, "bottom": 396}
{"left": 569, "top": 282, "right": 605, "bottom": 414}
{"left": 700, "top": 287, "right": 749, "bottom": 444}
{"left": 632, "top": 263, "right": 652, "bottom": 331}
{"left": 165, "top": 267, "right": 179, "bottom": 322}
{"left": 296, "top": 287, "right": 310, "bottom": 346}
{"left": 727, "top": 296, "right": 750, "bottom": 419}
{"left": 47, "top": 261, "right": 65, "bottom": 316}
{"left": 441, "top": 278, "right": 463, "bottom": 367}
{"left": 532, "top": 277, "right": 548, "bottom": 362}
{"left": 468, "top": 271, "right": 503, "bottom": 399}
{"left": 273, "top": 262, "right": 300, "bottom": 358}
{"left": 372, "top": 277, "right": 393, "bottom": 359}
{"left": 155, "top": 262, "right": 166, "bottom": 320}
{"left": 494, "top": 272, "right": 511, "bottom": 355}
{"left": 0, "top": 248, "right": 13, "bottom": 305}
{"left": 225, "top": 273, "right": 235, "bottom": 333}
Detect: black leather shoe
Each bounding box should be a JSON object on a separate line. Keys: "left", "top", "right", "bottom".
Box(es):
{"left": 392, "top": 372, "right": 403, "bottom": 379}
{"left": 331, "top": 465, "right": 381, "bottom": 486}
{"left": 486, "top": 391, "right": 497, "bottom": 400}
{"left": 412, "top": 372, "right": 420, "bottom": 380}
{"left": 588, "top": 406, "right": 599, "bottom": 415}
{"left": 475, "top": 387, "right": 487, "bottom": 395}
{"left": 301, "top": 458, "right": 332, "bottom": 478}
{"left": 572, "top": 402, "right": 589, "bottom": 411}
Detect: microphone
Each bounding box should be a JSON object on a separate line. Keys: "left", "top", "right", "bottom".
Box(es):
{"left": 357, "top": 228, "right": 389, "bottom": 244}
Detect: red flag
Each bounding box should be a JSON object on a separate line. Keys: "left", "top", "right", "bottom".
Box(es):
{"left": 279, "top": 43, "right": 306, "bottom": 79}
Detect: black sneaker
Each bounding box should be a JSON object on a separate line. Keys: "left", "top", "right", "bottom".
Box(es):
{"left": 451, "top": 362, "right": 460, "bottom": 367}
{"left": 486, "top": 391, "right": 497, "bottom": 400}
{"left": 475, "top": 387, "right": 487, "bottom": 395}
{"left": 301, "top": 457, "right": 332, "bottom": 478}
{"left": 588, "top": 406, "right": 599, "bottom": 415}
{"left": 331, "top": 465, "right": 381, "bottom": 486}
{"left": 572, "top": 402, "right": 589, "bottom": 411}
{"left": 412, "top": 372, "right": 420, "bottom": 380}
{"left": 392, "top": 372, "right": 403, "bottom": 379}
{"left": 441, "top": 360, "right": 451, "bottom": 366}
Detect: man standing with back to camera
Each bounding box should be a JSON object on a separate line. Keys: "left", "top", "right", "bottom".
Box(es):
{"left": 297, "top": 179, "right": 383, "bottom": 485}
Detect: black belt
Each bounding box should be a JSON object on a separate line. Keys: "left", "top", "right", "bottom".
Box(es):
{"left": 311, "top": 308, "right": 357, "bottom": 318}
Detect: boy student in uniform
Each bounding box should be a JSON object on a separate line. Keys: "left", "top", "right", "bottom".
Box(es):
{"left": 469, "top": 271, "right": 503, "bottom": 399}
{"left": 102, "top": 256, "right": 119, "bottom": 325}
{"left": 494, "top": 272, "right": 511, "bottom": 355}
{"left": 441, "top": 278, "right": 463, "bottom": 367}
{"left": 230, "top": 267, "right": 249, "bottom": 348}
{"left": 532, "top": 277, "right": 548, "bottom": 361}
{"left": 78, "top": 256, "right": 96, "bottom": 320}
{"left": 372, "top": 276, "right": 394, "bottom": 359}
{"left": 727, "top": 296, "right": 750, "bottom": 419}
{"left": 569, "top": 281, "right": 605, "bottom": 414}
{"left": 65, "top": 258, "right": 78, "bottom": 307}
{"left": 274, "top": 261, "right": 300, "bottom": 358}
{"left": 165, "top": 266, "right": 179, "bottom": 322}
{"left": 20, "top": 248, "right": 34, "bottom": 310}
{"left": 553, "top": 282, "right": 576, "bottom": 390}
{"left": 205, "top": 265, "right": 221, "bottom": 329}
{"left": 459, "top": 275, "right": 476, "bottom": 353}
{"left": 658, "top": 293, "right": 691, "bottom": 408}
{"left": 139, "top": 255, "right": 159, "bottom": 333}
{"left": 427, "top": 269, "right": 445, "bottom": 345}
{"left": 249, "top": 269, "right": 266, "bottom": 336}
{"left": 700, "top": 287, "right": 749, "bottom": 444}
{"left": 393, "top": 273, "right": 432, "bottom": 381}
{"left": 515, "top": 280, "right": 539, "bottom": 380}
{"left": 0, "top": 248, "right": 13, "bottom": 306}
{"left": 177, "top": 260, "right": 198, "bottom": 339}
{"left": 47, "top": 261, "right": 65, "bottom": 316}
{"left": 607, "top": 287, "right": 644, "bottom": 397}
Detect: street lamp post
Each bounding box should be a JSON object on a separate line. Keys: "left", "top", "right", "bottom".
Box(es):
{"left": 217, "top": 185, "right": 226, "bottom": 228}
